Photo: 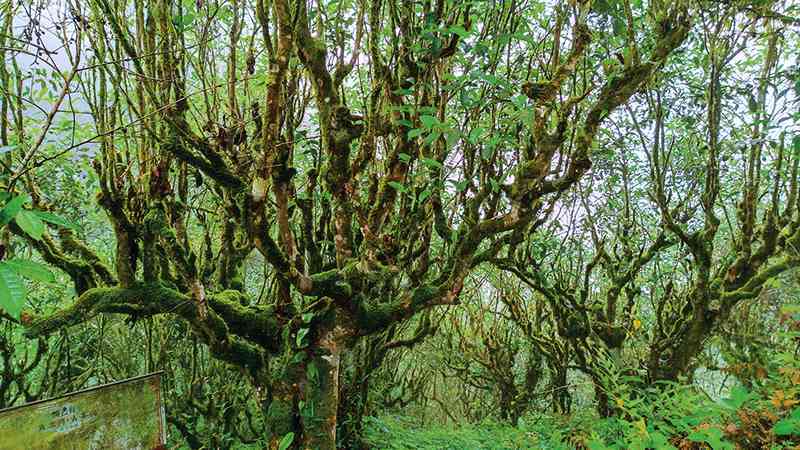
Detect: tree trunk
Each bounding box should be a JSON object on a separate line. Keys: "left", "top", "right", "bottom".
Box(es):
{"left": 647, "top": 312, "right": 713, "bottom": 383}
{"left": 551, "top": 366, "right": 571, "bottom": 414}
{"left": 265, "top": 311, "right": 349, "bottom": 450}
{"left": 594, "top": 382, "right": 613, "bottom": 418}
{"left": 301, "top": 320, "right": 344, "bottom": 449}
{"left": 337, "top": 351, "right": 371, "bottom": 450}
{"left": 498, "top": 385, "right": 515, "bottom": 423}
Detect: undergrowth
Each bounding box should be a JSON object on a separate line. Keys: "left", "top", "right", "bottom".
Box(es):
{"left": 364, "top": 324, "right": 800, "bottom": 450}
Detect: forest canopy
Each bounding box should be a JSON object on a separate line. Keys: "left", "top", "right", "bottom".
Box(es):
{"left": 1, "top": 0, "right": 800, "bottom": 448}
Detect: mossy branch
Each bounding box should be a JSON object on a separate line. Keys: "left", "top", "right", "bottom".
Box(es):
{"left": 541, "top": 6, "right": 691, "bottom": 196}
{"left": 95, "top": 0, "right": 244, "bottom": 192}
{"left": 9, "top": 223, "right": 102, "bottom": 294}
{"left": 23, "top": 283, "right": 282, "bottom": 358}
{"left": 355, "top": 283, "right": 459, "bottom": 334}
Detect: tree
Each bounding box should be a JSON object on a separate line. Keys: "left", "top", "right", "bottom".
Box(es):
{"left": 497, "top": 0, "right": 800, "bottom": 416}
{"left": 2, "top": 0, "right": 693, "bottom": 446}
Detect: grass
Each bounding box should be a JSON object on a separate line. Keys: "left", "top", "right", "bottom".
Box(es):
{"left": 363, "top": 415, "right": 571, "bottom": 449}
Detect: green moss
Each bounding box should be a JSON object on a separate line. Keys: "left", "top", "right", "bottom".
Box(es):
{"left": 229, "top": 273, "right": 245, "bottom": 291}
{"left": 24, "top": 283, "right": 192, "bottom": 337}
{"left": 22, "top": 281, "right": 284, "bottom": 389}
{"left": 354, "top": 285, "right": 436, "bottom": 333}
{"left": 265, "top": 396, "right": 295, "bottom": 438}
{"left": 24, "top": 283, "right": 282, "bottom": 357}
{"left": 212, "top": 337, "right": 267, "bottom": 376}
{"left": 308, "top": 269, "right": 353, "bottom": 298}
{"left": 209, "top": 291, "right": 282, "bottom": 351}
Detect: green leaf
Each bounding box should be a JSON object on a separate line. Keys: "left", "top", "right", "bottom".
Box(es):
{"left": 587, "top": 440, "right": 610, "bottom": 450}
{"left": 418, "top": 189, "right": 432, "bottom": 203}
{"left": 686, "top": 427, "right": 732, "bottom": 450}
{"left": 423, "top": 131, "right": 441, "bottom": 145}
{"left": 290, "top": 352, "right": 306, "bottom": 365}
{"left": 511, "top": 94, "right": 528, "bottom": 108}
{"left": 306, "top": 360, "right": 319, "bottom": 385}
{"left": 398, "top": 152, "right": 412, "bottom": 163}
{"left": 407, "top": 128, "right": 426, "bottom": 139}
{"left": 0, "top": 262, "right": 26, "bottom": 320}
{"left": 448, "top": 25, "right": 470, "bottom": 38}
{"left": 4, "top": 259, "right": 55, "bottom": 284}
{"left": 773, "top": 418, "right": 798, "bottom": 436}
{"left": 459, "top": 89, "right": 477, "bottom": 108}
{"left": 468, "top": 127, "right": 484, "bottom": 144}
{"left": 387, "top": 181, "right": 407, "bottom": 193}
{"left": 33, "top": 211, "right": 77, "bottom": 229}
{"left": 296, "top": 328, "right": 310, "bottom": 347}
{"left": 300, "top": 398, "right": 315, "bottom": 417}
{"left": 420, "top": 157, "right": 443, "bottom": 170}
{"left": 647, "top": 432, "right": 672, "bottom": 449}
{"left": 278, "top": 432, "right": 295, "bottom": 450}
{"left": 420, "top": 115, "right": 438, "bottom": 128}
{"left": 445, "top": 130, "right": 460, "bottom": 150}
{"left": 773, "top": 408, "right": 800, "bottom": 436}
{"left": 172, "top": 13, "right": 196, "bottom": 31}
{"left": 0, "top": 195, "right": 30, "bottom": 227}
{"left": 720, "top": 386, "right": 752, "bottom": 411}
{"left": 483, "top": 74, "right": 503, "bottom": 86}
{"left": 15, "top": 210, "right": 45, "bottom": 240}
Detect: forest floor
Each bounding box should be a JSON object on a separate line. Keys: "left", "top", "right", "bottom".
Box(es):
{"left": 362, "top": 407, "right": 800, "bottom": 449}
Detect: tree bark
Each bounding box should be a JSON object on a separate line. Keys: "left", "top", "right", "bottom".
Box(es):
{"left": 265, "top": 310, "right": 349, "bottom": 450}
{"left": 337, "top": 352, "right": 371, "bottom": 450}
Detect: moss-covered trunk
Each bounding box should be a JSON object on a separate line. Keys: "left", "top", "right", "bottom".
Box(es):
{"left": 265, "top": 311, "right": 348, "bottom": 450}
{"left": 551, "top": 366, "right": 571, "bottom": 414}
{"left": 594, "top": 382, "right": 613, "bottom": 418}
{"left": 647, "top": 311, "right": 714, "bottom": 384}
{"left": 301, "top": 324, "right": 343, "bottom": 448}
{"left": 336, "top": 359, "right": 371, "bottom": 450}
